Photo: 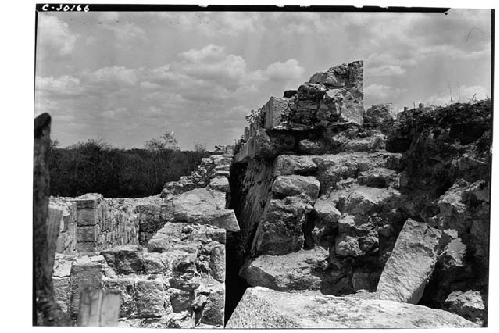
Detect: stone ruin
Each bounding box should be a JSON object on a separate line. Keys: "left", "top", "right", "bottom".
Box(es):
{"left": 42, "top": 60, "right": 491, "bottom": 328}
{"left": 226, "top": 60, "right": 490, "bottom": 327}
{"left": 49, "top": 147, "right": 237, "bottom": 328}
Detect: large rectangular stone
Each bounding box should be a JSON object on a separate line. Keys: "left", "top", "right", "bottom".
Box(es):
{"left": 135, "top": 278, "right": 168, "bottom": 318}
{"left": 53, "top": 276, "right": 71, "bottom": 314}
{"left": 264, "top": 97, "right": 290, "bottom": 130}
{"left": 376, "top": 219, "right": 442, "bottom": 304}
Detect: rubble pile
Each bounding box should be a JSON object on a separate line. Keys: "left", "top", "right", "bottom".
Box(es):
{"left": 227, "top": 61, "right": 491, "bottom": 328}
{"left": 161, "top": 149, "right": 233, "bottom": 198}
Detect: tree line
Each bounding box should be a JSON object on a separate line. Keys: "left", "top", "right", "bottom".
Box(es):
{"left": 48, "top": 131, "right": 208, "bottom": 198}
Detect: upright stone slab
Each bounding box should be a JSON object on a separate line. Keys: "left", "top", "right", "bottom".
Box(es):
{"left": 70, "top": 262, "right": 103, "bottom": 318}
{"left": 376, "top": 219, "right": 442, "bottom": 304}
{"left": 264, "top": 97, "right": 290, "bottom": 130}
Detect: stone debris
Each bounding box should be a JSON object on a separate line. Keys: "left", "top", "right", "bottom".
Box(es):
{"left": 240, "top": 247, "right": 331, "bottom": 291}
{"left": 161, "top": 151, "right": 233, "bottom": 198}
{"left": 444, "top": 290, "right": 486, "bottom": 325}
{"left": 226, "top": 287, "right": 477, "bottom": 328}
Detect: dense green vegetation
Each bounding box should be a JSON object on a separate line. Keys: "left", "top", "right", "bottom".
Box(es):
{"left": 48, "top": 135, "right": 208, "bottom": 198}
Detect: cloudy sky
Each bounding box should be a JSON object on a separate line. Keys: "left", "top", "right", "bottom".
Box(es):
{"left": 35, "top": 9, "right": 492, "bottom": 150}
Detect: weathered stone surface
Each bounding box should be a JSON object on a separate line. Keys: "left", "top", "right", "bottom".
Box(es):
{"left": 69, "top": 262, "right": 103, "bottom": 317}
{"left": 334, "top": 185, "right": 401, "bottom": 216}
{"left": 101, "top": 245, "right": 145, "bottom": 274}
{"left": 313, "top": 197, "right": 341, "bottom": 224}
{"left": 376, "top": 219, "right": 442, "bottom": 304}
{"left": 252, "top": 197, "right": 307, "bottom": 255}
{"left": 240, "top": 247, "right": 329, "bottom": 291}
{"left": 147, "top": 222, "right": 225, "bottom": 252}
{"left": 172, "top": 188, "right": 239, "bottom": 231}
{"left": 194, "top": 281, "right": 225, "bottom": 326}
{"left": 334, "top": 234, "right": 364, "bottom": 257}
{"left": 358, "top": 167, "right": 398, "bottom": 188}
{"left": 208, "top": 176, "right": 229, "bottom": 192}
{"left": 227, "top": 287, "right": 476, "bottom": 328}
{"left": 273, "top": 155, "right": 317, "bottom": 176}
{"left": 170, "top": 288, "right": 193, "bottom": 313}
{"left": 103, "top": 276, "right": 137, "bottom": 318}
{"left": 272, "top": 175, "right": 320, "bottom": 199}
{"left": 53, "top": 254, "right": 75, "bottom": 278}
{"left": 135, "top": 278, "right": 169, "bottom": 318}
{"left": 298, "top": 139, "right": 324, "bottom": 154}
{"left": 263, "top": 96, "right": 291, "bottom": 130}
{"left": 444, "top": 290, "right": 485, "bottom": 325}
{"left": 53, "top": 277, "right": 71, "bottom": 314}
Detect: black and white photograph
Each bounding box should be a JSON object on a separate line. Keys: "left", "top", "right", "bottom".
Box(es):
{"left": 4, "top": 0, "right": 498, "bottom": 330}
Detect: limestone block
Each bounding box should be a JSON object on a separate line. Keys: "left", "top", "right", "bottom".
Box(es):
{"left": 195, "top": 281, "right": 225, "bottom": 326}
{"left": 101, "top": 245, "right": 145, "bottom": 275}
{"left": 376, "top": 219, "right": 442, "bottom": 304}
{"left": 172, "top": 188, "right": 239, "bottom": 231}
{"left": 252, "top": 197, "right": 307, "bottom": 255}
{"left": 142, "top": 251, "right": 168, "bottom": 274}
{"left": 226, "top": 287, "right": 476, "bottom": 328}
{"left": 444, "top": 290, "right": 485, "bottom": 325}
{"left": 208, "top": 176, "right": 230, "bottom": 192}
{"left": 272, "top": 175, "right": 320, "bottom": 199}
{"left": 53, "top": 277, "right": 71, "bottom": 314}
{"left": 273, "top": 155, "right": 318, "bottom": 176}
{"left": 103, "top": 276, "right": 137, "bottom": 318}
{"left": 263, "top": 96, "right": 290, "bottom": 129}
{"left": 170, "top": 288, "right": 193, "bottom": 313}
{"left": 240, "top": 247, "right": 329, "bottom": 291}
{"left": 135, "top": 278, "right": 168, "bottom": 318}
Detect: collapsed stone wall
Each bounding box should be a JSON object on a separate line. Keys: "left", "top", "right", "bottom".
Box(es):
{"left": 228, "top": 60, "right": 491, "bottom": 327}
{"left": 49, "top": 150, "right": 237, "bottom": 327}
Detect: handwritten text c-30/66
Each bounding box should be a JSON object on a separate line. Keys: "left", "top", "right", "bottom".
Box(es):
{"left": 41, "top": 4, "right": 90, "bottom": 12}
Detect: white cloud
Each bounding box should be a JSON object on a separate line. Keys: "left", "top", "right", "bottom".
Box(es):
{"left": 365, "top": 83, "right": 407, "bottom": 100}
{"left": 87, "top": 66, "right": 138, "bottom": 86}
{"left": 178, "top": 45, "right": 247, "bottom": 89}
{"left": 140, "top": 81, "right": 162, "bottom": 89}
{"left": 38, "top": 15, "right": 77, "bottom": 56}
{"left": 36, "top": 75, "right": 81, "bottom": 95}
{"left": 261, "top": 59, "right": 305, "bottom": 81}
{"left": 367, "top": 64, "right": 406, "bottom": 77}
